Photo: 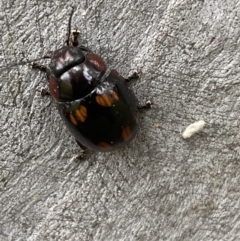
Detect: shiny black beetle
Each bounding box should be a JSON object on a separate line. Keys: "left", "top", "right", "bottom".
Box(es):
{"left": 31, "top": 8, "right": 151, "bottom": 152}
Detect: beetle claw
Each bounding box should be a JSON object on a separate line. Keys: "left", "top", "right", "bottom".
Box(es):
{"left": 125, "top": 70, "right": 140, "bottom": 83}
{"left": 138, "top": 101, "right": 153, "bottom": 111}
{"left": 36, "top": 87, "right": 50, "bottom": 96}
{"left": 75, "top": 152, "right": 88, "bottom": 161}
{"left": 31, "top": 62, "right": 48, "bottom": 73}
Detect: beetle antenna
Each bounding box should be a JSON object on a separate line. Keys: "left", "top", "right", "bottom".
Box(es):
{"left": 67, "top": 7, "right": 75, "bottom": 46}
{"left": 0, "top": 55, "right": 51, "bottom": 70}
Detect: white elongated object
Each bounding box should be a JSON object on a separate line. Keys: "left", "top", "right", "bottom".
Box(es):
{"left": 182, "top": 120, "right": 206, "bottom": 139}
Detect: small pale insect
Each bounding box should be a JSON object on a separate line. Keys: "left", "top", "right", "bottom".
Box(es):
{"left": 182, "top": 120, "right": 206, "bottom": 139}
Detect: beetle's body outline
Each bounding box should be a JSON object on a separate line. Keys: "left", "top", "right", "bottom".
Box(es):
{"left": 31, "top": 8, "right": 151, "bottom": 152}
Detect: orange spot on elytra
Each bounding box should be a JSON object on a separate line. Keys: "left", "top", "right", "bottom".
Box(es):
{"left": 96, "top": 94, "right": 112, "bottom": 107}
{"left": 69, "top": 113, "right": 78, "bottom": 125}
{"left": 121, "top": 126, "right": 132, "bottom": 141}
{"left": 96, "top": 91, "right": 119, "bottom": 107}
{"left": 75, "top": 105, "right": 87, "bottom": 122}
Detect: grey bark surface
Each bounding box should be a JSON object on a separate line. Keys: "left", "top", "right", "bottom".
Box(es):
{"left": 1, "top": 0, "right": 240, "bottom": 240}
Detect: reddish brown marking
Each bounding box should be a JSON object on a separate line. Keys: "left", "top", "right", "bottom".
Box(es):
{"left": 75, "top": 105, "right": 87, "bottom": 122}
{"left": 69, "top": 113, "right": 78, "bottom": 125}
{"left": 98, "top": 142, "right": 111, "bottom": 148}
{"left": 95, "top": 95, "right": 103, "bottom": 106}
{"left": 98, "top": 142, "right": 112, "bottom": 151}
{"left": 49, "top": 76, "right": 60, "bottom": 100}
{"left": 121, "top": 126, "right": 132, "bottom": 141}
{"left": 111, "top": 90, "right": 119, "bottom": 101}
{"left": 86, "top": 53, "right": 107, "bottom": 74}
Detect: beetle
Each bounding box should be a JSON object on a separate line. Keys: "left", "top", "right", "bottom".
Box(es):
{"left": 30, "top": 7, "right": 151, "bottom": 152}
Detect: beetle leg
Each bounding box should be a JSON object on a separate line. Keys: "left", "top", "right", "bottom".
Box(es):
{"left": 137, "top": 101, "right": 153, "bottom": 111}
{"left": 124, "top": 71, "right": 140, "bottom": 83}
{"left": 36, "top": 87, "right": 50, "bottom": 96}
{"left": 74, "top": 139, "right": 90, "bottom": 160}
{"left": 78, "top": 45, "right": 93, "bottom": 53}
{"left": 31, "top": 62, "right": 48, "bottom": 73}
{"left": 71, "top": 28, "right": 93, "bottom": 52}
{"left": 30, "top": 62, "right": 51, "bottom": 80}
{"left": 75, "top": 139, "right": 88, "bottom": 151}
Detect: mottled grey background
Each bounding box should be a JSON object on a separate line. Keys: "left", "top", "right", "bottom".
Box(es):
{"left": 1, "top": 0, "right": 240, "bottom": 240}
